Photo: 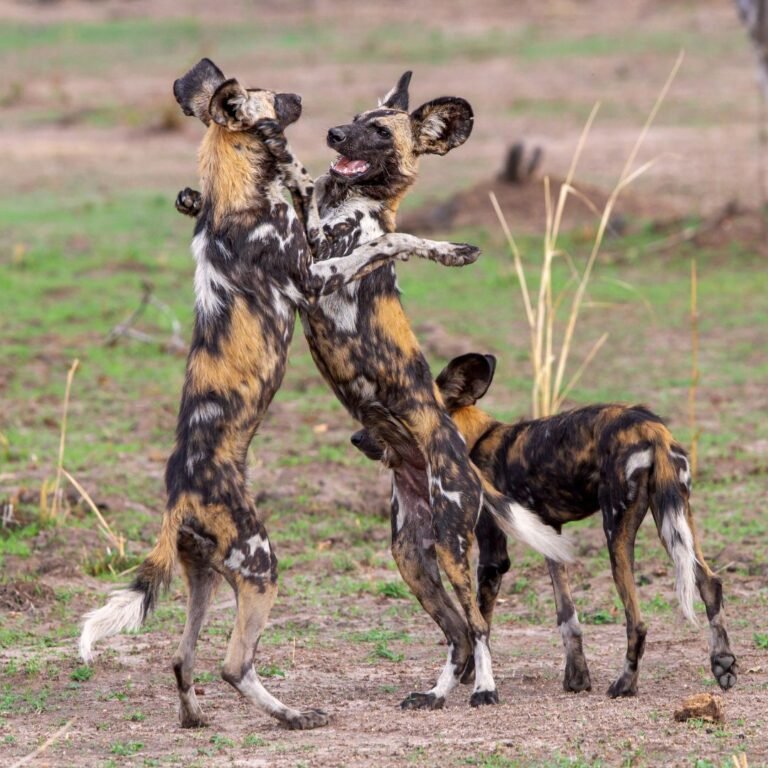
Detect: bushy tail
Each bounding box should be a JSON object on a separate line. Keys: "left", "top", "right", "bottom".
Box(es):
{"left": 479, "top": 475, "right": 574, "bottom": 563}
{"left": 79, "top": 508, "right": 182, "bottom": 662}
{"left": 650, "top": 443, "right": 698, "bottom": 625}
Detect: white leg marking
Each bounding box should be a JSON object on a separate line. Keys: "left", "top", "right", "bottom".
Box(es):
{"left": 237, "top": 667, "right": 298, "bottom": 720}
{"left": 472, "top": 636, "right": 495, "bottom": 694}
{"left": 427, "top": 645, "right": 460, "bottom": 700}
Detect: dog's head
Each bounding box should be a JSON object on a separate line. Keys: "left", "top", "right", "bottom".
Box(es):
{"left": 326, "top": 71, "right": 473, "bottom": 195}
{"left": 173, "top": 58, "right": 302, "bottom": 131}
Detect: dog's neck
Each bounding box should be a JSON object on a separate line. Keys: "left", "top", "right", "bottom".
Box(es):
{"left": 199, "top": 126, "right": 278, "bottom": 223}
{"left": 321, "top": 173, "right": 416, "bottom": 234}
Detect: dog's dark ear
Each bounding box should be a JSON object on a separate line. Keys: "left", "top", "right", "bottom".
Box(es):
{"left": 411, "top": 97, "right": 473, "bottom": 155}
{"left": 209, "top": 78, "right": 254, "bottom": 130}
{"left": 436, "top": 353, "right": 496, "bottom": 410}
{"left": 173, "top": 58, "right": 226, "bottom": 125}
{"left": 380, "top": 70, "right": 412, "bottom": 111}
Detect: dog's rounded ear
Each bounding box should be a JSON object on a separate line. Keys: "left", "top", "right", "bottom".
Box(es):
{"left": 436, "top": 353, "right": 496, "bottom": 410}
{"left": 411, "top": 97, "right": 473, "bottom": 156}
{"left": 209, "top": 78, "right": 253, "bottom": 130}
{"left": 380, "top": 70, "right": 412, "bottom": 111}
{"left": 173, "top": 58, "right": 226, "bottom": 125}
{"left": 274, "top": 92, "right": 303, "bottom": 128}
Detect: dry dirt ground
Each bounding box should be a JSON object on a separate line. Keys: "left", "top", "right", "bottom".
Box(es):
{"left": 1, "top": 1, "right": 767, "bottom": 766}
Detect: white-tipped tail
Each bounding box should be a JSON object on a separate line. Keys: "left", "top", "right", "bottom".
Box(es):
{"left": 660, "top": 505, "right": 699, "bottom": 625}
{"left": 79, "top": 588, "right": 147, "bottom": 663}
{"left": 487, "top": 499, "right": 574, "bottom": 563}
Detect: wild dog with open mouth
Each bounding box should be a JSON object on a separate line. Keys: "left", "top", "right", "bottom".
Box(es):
{"left": 178, "top": 71, "right": 572, "bottom": 710}
{"left": 352, "top": 353, "right": 737, "bottom": 698}
{"left": 78, "top": 60, "right": 479, "bottom": 732}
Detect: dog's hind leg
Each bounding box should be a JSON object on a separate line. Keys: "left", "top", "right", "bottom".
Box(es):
{"left": 220, "top": 524, "right": 328, "bottom": 730}
{"left": 391, "top": 477, "right": 473, "bottom": 710}
{"left": 546, "top": 557, "right": 591, "bottom": 693}
{"left": 602, "top": 480, "right": 650, "bottom": 697}
{"left": 402, "top": 406, "right": 497, "bottom": 707}
{"left": 475, "top": 509, "right": 510, "bottom": 630}
{"left": 689, "top": 520, "right": 737, "bottom": 690}
{"left": 172, "top": 524, "right": 221, "bottom": 728}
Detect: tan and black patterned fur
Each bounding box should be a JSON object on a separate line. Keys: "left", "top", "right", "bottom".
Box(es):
{"left": 78, "top": 60, "right": 479, "bottom": 731}
{"left": 353, "top": 353, "right": 737, "bottom": 699}
{"left": 179, "top": 72, "right": 571, "bottom": 710}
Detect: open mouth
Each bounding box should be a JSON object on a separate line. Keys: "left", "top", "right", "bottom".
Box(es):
{"left": 330, "top": 155, "right": 371, "bottom": 179}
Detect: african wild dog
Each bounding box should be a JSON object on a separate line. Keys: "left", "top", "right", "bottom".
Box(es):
{"left": 177, "top": 71, "right": 572, "bottom": 710}
{"left": 352, "top": 353, "right": 738, "bottom": 698}
{"left": 78, "top": 59, "right": 480, "bottom": 731}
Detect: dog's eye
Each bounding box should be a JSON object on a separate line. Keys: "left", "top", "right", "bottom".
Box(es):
{"left": 375, "top": 125, "right": 391, "bottom": 139}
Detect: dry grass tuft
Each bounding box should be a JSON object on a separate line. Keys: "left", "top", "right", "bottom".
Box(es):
{"left": 491, "top": 52, "right": 684, "bottom": 418}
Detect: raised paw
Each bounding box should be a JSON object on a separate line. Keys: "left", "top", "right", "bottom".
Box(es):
{"left": 423, "top": 242, "right": 480, "bottom": 267}
{"left": 446, "top": 243, "right": 481, "bottom": 266}
{"left": 175, "top": 187, "right": 202, "bottom": 218}
{"left": 470, "top": 689, "right": 499, "bottom": 707}
{"left": 254, "top": 118, "right": 292, "bottom": 163}
{"left": 283, "top": 708, "right": 329, "bottom": 730}
{"left": 564, "top": 658, "right": 592, "bottom": 693}
{"left": 400, "top": 692, "right": 444, "bottom": 711}
{"left": 606, "top": 673, "right": 638, "bottom": 698}
{"left": 711, "top": 653, "right": 738, "bottom": 690}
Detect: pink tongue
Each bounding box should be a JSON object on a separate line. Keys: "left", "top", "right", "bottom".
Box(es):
{"left": 333, "top": 156, "right": 369, "bottom": 174}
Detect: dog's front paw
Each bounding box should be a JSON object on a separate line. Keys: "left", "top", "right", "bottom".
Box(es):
{"left": 282, "top": 708, "right": 329, "bottom": 730}
{"left": 469, "top": 689, "right": 499, "bottom": 707}
{"left": 254, "top": 118, "right": 292, "bottom": 163}
{"left": 424, "top": 242, "right": 480, "bottom": 267}
{"left": 445, "top": 243, "right": 481, "bottom": 266}
{"left": 400, "top": 692, "right": 444, "bottom": 710}
{"left": 175, "top": 187, "right": 202, "bottom": 217}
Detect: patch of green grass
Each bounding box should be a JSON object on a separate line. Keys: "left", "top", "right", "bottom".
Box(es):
{"left": 70, "top": 665, "right": 93, "bottom": 682}
{"left": 193, "top": 671, "right": 218, "bottom": 684}
{"left": 581, "top": 608, "right": 618, "bottom": 625}
{"left": 376, "top": 581, "right": 411, "bottom": 600}
{"left": 242, "top": 733, "right": 266, "bottom": 748}
{"left": 126, "top": 710, "right": 146, "bottom": 722}
{"left": 371, "top": 641, "right": 404, "bottom": 663}
{"left": 754, "top": 633, "right": 768, "bottom": 650}
{"left": 257, "top": 663, "right": 286, "bottom": 678}
{"left": 110, "top": 740, "right": 144, "bottom": 757}
{"left": 209, "top": 734, "right": 235, "bottom": 750}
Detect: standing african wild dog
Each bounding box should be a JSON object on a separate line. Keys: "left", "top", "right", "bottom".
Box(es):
{"left": 78, "top": 59, "right": 480, "bottom": 731}
{"left": 179, "top": 71, "right": 572, "bottom": 710}
{"left": 352, "top": 353, "right": 738, "bottom": 698}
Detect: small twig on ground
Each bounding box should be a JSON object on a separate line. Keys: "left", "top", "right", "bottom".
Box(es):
{"left": 104, "top": 281, "right": 153, "bottom": 347}
{"left": 105, "top": 281, "right": 186, "bottom": 352}
{"left": 9, "top": 719, "right": 74, "bottom": 768}
{"left": 49, "top": 359, "right": 80, "bottom": 522}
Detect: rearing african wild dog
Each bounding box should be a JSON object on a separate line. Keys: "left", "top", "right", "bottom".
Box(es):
{"left": 352, "top": 353, "right": 738, "bottom": 698}
{"left": 179, "top": 71, "right": 572, "bottom": 710}
{"left": 78, "top": 59, "right": 480, "bottom": 731}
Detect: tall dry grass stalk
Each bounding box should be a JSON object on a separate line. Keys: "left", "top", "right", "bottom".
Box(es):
{"left": 688, "top": 258, "right": 700, "bottom": 478}
{"left": 41, "top": 360, "right": 127, "bottom": 567}
{"left": 491, "top": 51, "right": 684, "bottom": 418}
{"left": 45, "top": 358, "right": 80, "bottom": 523}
